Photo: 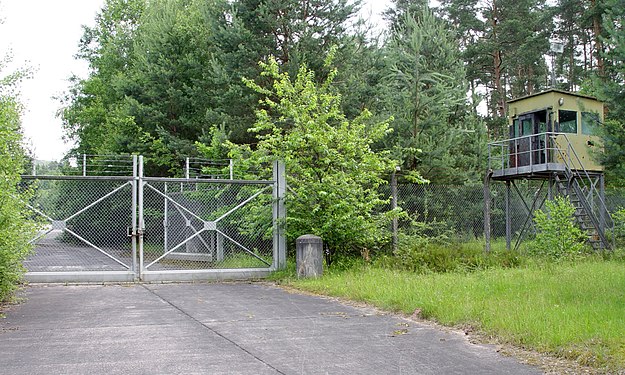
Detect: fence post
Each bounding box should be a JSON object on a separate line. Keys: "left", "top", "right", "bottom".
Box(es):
{"left": 506, "top": 180, "right": 511, "bottom": 250}
{"left": 484, "top": 170, "right": 492, "bottom": 252}
{"left": 273, "top": 160, "right": 286, "bottom": 269}
{"left": 391, "top": 167, "right": 399, "bottom": 253}
{"left": 163, "top": 182, "right": 168, "bottom": 254}
{"left": 296, "top": 235, "right": 323, "bottom": 278}
{"left": 138, "top": 155, "right": 145, "bottom": 278}
{"left": 600, "top": 174, "right": 606, "bottom": 246}
{"left": 131, "top": 155, "right": 138, "bottom": 277}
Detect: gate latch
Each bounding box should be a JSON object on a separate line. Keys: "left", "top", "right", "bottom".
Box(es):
{"left": 127, "top": 227, "right": 145, "bottom": 237}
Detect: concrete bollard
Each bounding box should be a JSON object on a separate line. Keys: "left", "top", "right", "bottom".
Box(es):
{"left": 296, "top": 235, "right": 323, "bottom": 278}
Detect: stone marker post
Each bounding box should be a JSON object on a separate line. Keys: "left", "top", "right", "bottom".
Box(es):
{"left": 296, "top": 235, "right": 323, "bottom": 278}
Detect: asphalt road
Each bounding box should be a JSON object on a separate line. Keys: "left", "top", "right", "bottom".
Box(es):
{"left": 0, "top": 283, "right": 541, "bottom": 374}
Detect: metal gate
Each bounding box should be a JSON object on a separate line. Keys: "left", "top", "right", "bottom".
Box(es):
{"left": 22, "top": 155, "right": 286, "bottom": 283}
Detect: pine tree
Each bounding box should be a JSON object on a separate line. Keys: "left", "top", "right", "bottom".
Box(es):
{"left": 382, "top": 8, "right": 486, "bottom": 184}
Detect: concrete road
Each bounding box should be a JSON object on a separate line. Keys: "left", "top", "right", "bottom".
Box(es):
{"left": 0, "top": 283, "right": 541, "bottom": 374}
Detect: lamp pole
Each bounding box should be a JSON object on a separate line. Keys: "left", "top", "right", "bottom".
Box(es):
{"left": 550, "top": 40, "right": 564, "bottom": 88}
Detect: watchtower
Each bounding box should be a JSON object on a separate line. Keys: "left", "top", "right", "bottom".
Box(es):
{"left": 484, "top": 89, "right": 613, "bottom": 251}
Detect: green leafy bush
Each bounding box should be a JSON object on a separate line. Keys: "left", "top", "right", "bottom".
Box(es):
{"left": 528, "top": 196, "right": 588, "bottom": 260}
{"left": 223, "top": 51, "right": 398, "bottom": 261}
{"left": 611, "top": 208, "right": 625, "bottom": 248}
{"left": 0, "top": 96, "right": 35, "bottom": 302}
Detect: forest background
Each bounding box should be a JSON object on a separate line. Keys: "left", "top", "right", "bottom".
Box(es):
{"left": 52, "top": 0, "right": 625, "bottom": 185}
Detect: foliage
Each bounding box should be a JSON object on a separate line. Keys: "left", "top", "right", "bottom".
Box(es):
{"left": 381, "top": 8, "right": 486, "bottom": 183}
{"left": 387, "top": 234, "right": 523, "bottom": 273}
{"left": 224, "top": 53, "right": 396, "bottom": 260}
{"left": 61, "top": 0, "right": 366, "bottom": 176}
{"left": 610, "top": 207, "right": 625, "bottom": 248}
{"left": 528, "top": 196, "right": 588, "bottom": 259}
{"left": 438, "top": 0, "right": 552, "bottom": 128}
{"left": 0, "top": 65, "right": 35, "bottom": 301}
{"left": 596, "top": 119, "right": 625, "bottom": 186}
{"left": 588, "top": 0, "right": 625, "bottom": 186}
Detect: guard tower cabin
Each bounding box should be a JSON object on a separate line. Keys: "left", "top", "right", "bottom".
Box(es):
{"left": 486, "top": 89, "right": 612, "bottom": 251}
{"left": 493, "top": 89, "right": 603, "bottom": 178}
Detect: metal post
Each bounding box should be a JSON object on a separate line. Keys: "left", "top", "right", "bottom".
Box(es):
{"left": 548, "top": 174, "right": 553, "bottom": 201}
{"left": 185, "top": 157, "right": 190, "bottom": 179}
{"left": 164, "top": 182, "right": 168, "bottom": 254}
{"left": 229, "top": 159, "right": 234, "bottom": 180}
{"left": 391, "top": 167, "right": 399, "bottom": 253}
{"left": 273, "top": 160, "right": 287, "bottom": 269}
{"left": 138, "top": 155, "right": 145, "bottom": 277}
{"left": 131, "top": 155, "right": 138, "bottom": 276}
{"left": 600, "top": 174, "right": 606, "bottom": 239}
{"left": 484, "top": 171, "right": 492, "bottom": 253}
{"left": 216, "top": 232, "right": 224, "bottom": 262}
{"left": 506, "top": 181, "right": 511, "bottom": 250}
{"left": 82, "top": 153, "right": 87, "bottom": 176}
{"left": 529, "top": 135, "right": 533, "bottom": 167}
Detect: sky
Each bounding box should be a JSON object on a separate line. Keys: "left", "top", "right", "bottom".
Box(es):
{"left": 0, "top": 0, "right": 389, "bottom": 161}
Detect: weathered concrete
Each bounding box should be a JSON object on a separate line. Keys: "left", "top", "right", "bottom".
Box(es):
{"left": 0, "top": 283, "right": 541, "bottom": 374}
{"left": 296, "top": 235, "right": 323, "bottom": 278}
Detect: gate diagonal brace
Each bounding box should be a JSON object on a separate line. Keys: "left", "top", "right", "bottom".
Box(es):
{"left": 169, "top": 204, "right": 212, "bottom": 253}
{"left": 64, "top": 228, "right": 130, "bottom": 269}
{"left": 513, "top": 180, "right": 547, "bottom": 252}
{"left": 145, "top": 228, "right": 207, "bottom": 269}
{"left": 216, "top": 229, "right": 271, "bottom": 266}
{"left": 52, "top": 220, "right": 66, "bottom": 230}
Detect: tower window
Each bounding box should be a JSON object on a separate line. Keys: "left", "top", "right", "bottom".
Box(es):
{"left": 558, "top": 110, "right": 577, "bottom": 133}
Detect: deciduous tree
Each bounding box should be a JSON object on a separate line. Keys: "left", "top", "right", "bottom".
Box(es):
{"left": 223, "top": 53, "right": 396, "bottom": 260}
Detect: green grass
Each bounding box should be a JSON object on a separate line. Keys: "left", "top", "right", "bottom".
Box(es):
{"left": 284, "top": 260, "right": 625, "bottom": 370}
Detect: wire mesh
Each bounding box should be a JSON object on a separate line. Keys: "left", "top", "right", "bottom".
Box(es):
{"left": 142, "top": 180, "right": 274, "bottom": 271}
{"left": 386, "top": 182, "right": 545, "bottom": 244}
{"left": 387, "top": 181, "right": 624, "bottom": 250}
{"left": 21, "top": 177, "right": 134, "bottom": 272}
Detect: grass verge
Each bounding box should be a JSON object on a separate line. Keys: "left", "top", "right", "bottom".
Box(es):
{"left": 283, "top": 260, "right": 625, "bottom": 371}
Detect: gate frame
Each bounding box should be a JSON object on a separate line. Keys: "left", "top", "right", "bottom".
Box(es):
{"left": 23, "top": 155, "right": 139, "bottom": 283}
{"left": 138, "top": 158, "right": 286, "bottom": 282}
{"left": 22, "top": 156, "right": 286, "bottom": 283}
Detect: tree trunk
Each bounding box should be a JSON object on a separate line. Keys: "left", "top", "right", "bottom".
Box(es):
{"left": 591, "top": 0, "right": 604, "bottom": 78}
{"left": 490, "top": 2, "right": 506, "bottom": 118}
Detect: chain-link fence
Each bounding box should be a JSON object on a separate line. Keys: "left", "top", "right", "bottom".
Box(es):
{"left": 141, "top": 179, "right": 275, "bottom": 271}
{"left": 386, "top": 181, "right": 625, "bottom": 249}
{"left": 21, "top": 177, "right": 135, "bottom": 272}
{"left": 21, "top": 156, "right": 286, "bottom": 282}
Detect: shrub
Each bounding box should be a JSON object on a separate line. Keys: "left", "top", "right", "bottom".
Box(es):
{"left": 528, "top": 196, "right": 588, "bottom": 260}
{"left": 611, "top": 208, "right": 625, "bottom": 248}
{"left": 223, "top": 52, "right": 398, "bottom": 262}
{"left": 0, "top": 96, "right": 36, "bottom": 302}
